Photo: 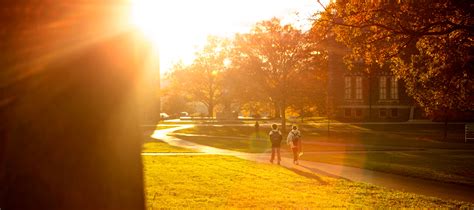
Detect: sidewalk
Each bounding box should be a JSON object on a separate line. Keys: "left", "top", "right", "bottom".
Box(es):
{"left": 148, "top": 126, "right": 474, "bottom": 203}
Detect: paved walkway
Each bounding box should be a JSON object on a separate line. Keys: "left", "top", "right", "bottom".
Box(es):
{"left": 146, "top": 125, "right": 474, "bottom": 203}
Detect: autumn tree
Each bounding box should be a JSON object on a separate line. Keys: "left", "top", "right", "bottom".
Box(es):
{"left": 231, "top": 18, "right": 323, "bottom": 131}
{"left": 288, "top": 66, "right": 327, "bottom": 122}
{"left": 167, "top": 36, "right": 229, "bottom": 117}
{"left": 312, "top": 0, "right": 474, "bottom": 139}
{"left": 224, "top": 56, "right": 274, "bottom": 118}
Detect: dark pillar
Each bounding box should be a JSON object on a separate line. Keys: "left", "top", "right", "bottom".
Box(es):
{"left": 0, "top": 1, "right": 150, "bottom": 209}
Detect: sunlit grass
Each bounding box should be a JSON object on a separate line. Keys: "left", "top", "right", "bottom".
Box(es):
{"left": 143, "top": 155, "right": 472, "bottom": 208}
{"left": 142, "top": 125, "right": 196, "bottom": 153}
{"left": 155, "top": 125, "right": 178, "bottom": 130}
{"left": 142, "top": 141, "right": 195, "bottom": 153}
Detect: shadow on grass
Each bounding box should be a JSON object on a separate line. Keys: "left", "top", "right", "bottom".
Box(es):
{"left": 288, "top": 165, "right": 351, "bottom": 183}
{"left": 282, "top": 166, "right": 333, "bottom": 185}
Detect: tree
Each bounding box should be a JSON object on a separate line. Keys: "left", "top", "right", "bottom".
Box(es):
{"left": 392, "top": 36, "right": 473, "bottom": 139}
{"left": 231, "top": 18, "right": 322, "bottom": 132}
{"left": 312, "top": 0, "right": 474, "bottom": 139}
{"left": 161, "top": 93, "right": 189, "bottom": 117}
{"left": 167, "top": 36, "right": 229, "bottom": 117}
{"left": 288, "top": 67, "right": 327, "bottom": 122}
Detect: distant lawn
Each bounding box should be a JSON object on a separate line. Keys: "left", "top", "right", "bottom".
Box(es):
{"left": 172, "top": 135, "right": 402, "bottom": 153}
{"left": 141, "top": 124, "right": 179, "bottom": 130}
{"left": 355, "top": 123, "right": 465, "bottom": 140}
{"left": 143, "top": 155, "right": 471, "bottom": 208}
{"left": 176, "top": 125, "right": 474, "bottom": 149}
{"left": 300, "top": 150, "right": 474, "bottom": 186}
{"left": 176, "top": 126, "right": 263, "bottom": 138}
{"left": 173, "top": 135, "right": 271, "bottom": 153}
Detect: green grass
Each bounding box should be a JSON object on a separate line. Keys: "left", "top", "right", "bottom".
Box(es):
{"left": 143, "top": 155, "right": 472, "bottom": 208}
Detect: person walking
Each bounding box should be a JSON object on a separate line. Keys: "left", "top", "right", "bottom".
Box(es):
{"left": 268, "top": 124, "right": 283, "bottom": 165}
{"left": 287, "top": 125, "right": 302, "bottom": 165}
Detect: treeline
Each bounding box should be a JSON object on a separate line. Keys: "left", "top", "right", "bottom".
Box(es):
{"left": 164, "top": 18, "right": 326, "bottom": 129}
{"left": 164, "top": 0, "right": 474, "bottom": 128}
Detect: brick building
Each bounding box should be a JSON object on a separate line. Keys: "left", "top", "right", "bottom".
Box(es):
{"left": 326, "top": 39, "right": 424, "bottom": 122}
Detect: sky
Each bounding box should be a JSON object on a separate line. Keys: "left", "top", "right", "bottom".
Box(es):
{"left": 131, "top": 0, "right": 328, "bottom": 74}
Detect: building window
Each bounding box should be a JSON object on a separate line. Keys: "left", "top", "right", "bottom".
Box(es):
{"left": 355, "top": 109, "right": 362, "bottom": 118}
{"left": 379, "top": 76, "right": 387, "bottom": 100}
{"left": 391, "top": 108, "right": 398, "bottom": 118}
{"left": 379, "top": 108, "right": 387, "bottom": 118}
{"left": 355, "top": 76, "right": 362, "bottom": 100}
{"left": 390, "top": 77, "right": 399, "bottom": 99}
{"left": 345, "top": 77, "right": 351, "bottom": 99}
{"left": 344, "top": 108, "right": 352, "bottom": 118}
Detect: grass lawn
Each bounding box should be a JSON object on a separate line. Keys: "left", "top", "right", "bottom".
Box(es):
{"left": 172, "top": 135, "right": 399, "bottom": 153}
{"left": 141, "top": 124, "right": 197, "bottom": 153}
{"left": 154, "top": 125, "right": 179, "bottom": 130}
{"left": 170, "top": 135, "right": 474, "bottom": 186}
{"left": 300, "top": 150, "right": 474, "bottom": 186}
{"left": 142, "top": 140, "right": 196, "bottom": 153}
{"left": 176, "top": 125, "right": 262, "bottom": 138}
{"left": 173, "top": 135, "right": 271, "bottom": 153}
{"left": 143, "top": 155, "right": 472, "bottom": 208}
{"left": 176, "top": 124, "right": 474, "bottom": 149}
{"left": 171, "top": 125, "right": 474, "bottom": 186}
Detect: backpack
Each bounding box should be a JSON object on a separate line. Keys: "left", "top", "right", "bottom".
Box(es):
{"left": 270, "top": 131, "right": 282, "bottom": 144}
{"left": 291, "top": 131, "right": 300, "bottom": 142}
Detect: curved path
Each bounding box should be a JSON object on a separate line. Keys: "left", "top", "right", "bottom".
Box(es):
{"left": 145, "top": 125, "right": 474, "bottom": 203}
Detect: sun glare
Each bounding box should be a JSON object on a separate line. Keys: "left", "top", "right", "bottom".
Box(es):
{"left": 131, "top": 0, "right": 163, "bottom": 45}
{"left": 130, "top": 0, "right": 324, "bottom": 74}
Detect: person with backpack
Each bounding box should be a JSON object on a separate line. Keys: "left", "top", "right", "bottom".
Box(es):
{"left": 268, "top": 123, "right": 283, "bottom": 165}
{"left": 287, "top": 125, "right": 302, "bottom": 165}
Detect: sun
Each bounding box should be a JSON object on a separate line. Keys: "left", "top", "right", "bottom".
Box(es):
{"left": 129, "top": 0, "right": 206, "bottom": 47}
{"left": 130, "top": 0, "right": 164, "bottom": 45}
{"left": 129, "top": 0, "right": 322, "bottom": 74}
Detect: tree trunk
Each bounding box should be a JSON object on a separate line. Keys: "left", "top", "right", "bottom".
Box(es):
{"left": 300, "top": 108, "right": 305, "bottom": 123}
{"left": 208, "top": 102, "right": 214, "bottom": 119}
{"left": 274, "top": 102, "right": 281, "bottom": 119}
{"left": 444, "top": 112, "right": 449, "bottom": 141}
{"left": 368, "top": 70, "right": 372, "bottom": 121}
{"left": 281, "top": 102, "right": 287, "bottom": 134}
